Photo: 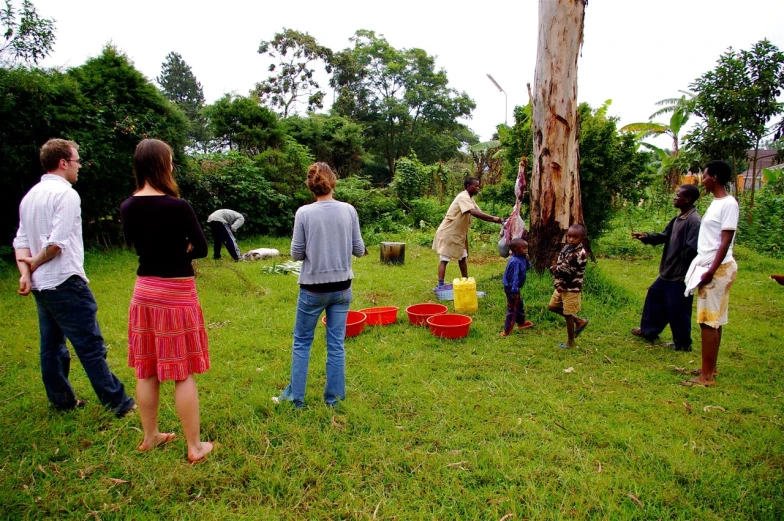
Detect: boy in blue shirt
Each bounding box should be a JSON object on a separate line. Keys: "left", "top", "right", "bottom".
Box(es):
{"left": 500, "top": 238, "right": 534, "bottom": 336}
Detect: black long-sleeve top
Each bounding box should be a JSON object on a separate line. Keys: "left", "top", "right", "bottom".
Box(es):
{"left": 640, "top": 207, "right": 701, "bottom": 281}
{"left": 120, "top": 195, "right": 208, "bottom": 278}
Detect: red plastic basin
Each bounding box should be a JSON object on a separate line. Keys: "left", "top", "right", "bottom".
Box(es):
{"left": 405, "top": 303, "right": 449, "bottom": 326}
{"left": 358, "top": 306, "right": 399, "bottom": 326}
{"left": 320, "top": 310, "right": 367, "bottom": 337}
{"left": 426, "top": 313, "right": 472, "bottom": 339}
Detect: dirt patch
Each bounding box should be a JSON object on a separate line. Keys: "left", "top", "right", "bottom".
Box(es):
{"left": 469, "top": 253, "right": 506, "bottom": 267}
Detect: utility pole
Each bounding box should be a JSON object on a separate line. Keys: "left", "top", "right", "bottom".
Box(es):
{"left": 486, "top": 74, "right": 507, "bottom": 126}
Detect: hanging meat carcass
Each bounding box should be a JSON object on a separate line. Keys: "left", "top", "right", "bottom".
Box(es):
{"left": 498, "top": 160, "right": 528, "bottom": 257}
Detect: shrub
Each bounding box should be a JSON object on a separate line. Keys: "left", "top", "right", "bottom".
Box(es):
{"left": 738, "top": 182, "right": 784, "bottom": 258}
{"left": 179, "top": 152, "right": 291, "bottom": 235}
{"left": 334, "top": 176, "right": 397, "bottom": 226}
{"left": 407, "top": 198, "right": 450, "bottom": 229}
{"left": 391, "top": 156, "right": 430, "bottom": 202}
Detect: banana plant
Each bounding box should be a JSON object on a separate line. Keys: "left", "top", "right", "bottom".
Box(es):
{"left": 621, "top": 93, "right": 695, "bottom": 190}
{"left": 468, "top": 140, "right": 503, "bottom": 185}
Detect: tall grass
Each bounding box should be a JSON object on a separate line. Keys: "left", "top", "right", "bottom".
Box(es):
{"left": 1, "top": 234, "right": 783, "bottom": 519}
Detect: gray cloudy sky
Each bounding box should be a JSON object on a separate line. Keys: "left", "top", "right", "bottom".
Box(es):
{"left": 32, "top": 0, "right": 784, "bottom": 144}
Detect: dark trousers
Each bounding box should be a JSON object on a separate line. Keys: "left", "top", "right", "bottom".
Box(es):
{"left": 504, "top": 289, "right": 527, "bottom": 334}
{"left": 32, "top": 276, "right": 135, "bottom": 415}
{"left": 639, "top": 277, "right": 694, "bottom": 349}
{"left": 209, "top": 221, "right": 240, "bottom": 261}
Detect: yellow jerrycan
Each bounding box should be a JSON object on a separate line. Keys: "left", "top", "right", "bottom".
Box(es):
{"left": 453, "top": 277, "right": 478, "bottom": 314}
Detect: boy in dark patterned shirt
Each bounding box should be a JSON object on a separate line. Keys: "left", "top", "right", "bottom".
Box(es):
{"left": 547, "top": 224, "right": 589, "bottom": 348}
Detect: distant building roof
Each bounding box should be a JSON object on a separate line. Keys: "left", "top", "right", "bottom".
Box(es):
{"left": 740, "top": 149, "right": 781, "bottom": 179}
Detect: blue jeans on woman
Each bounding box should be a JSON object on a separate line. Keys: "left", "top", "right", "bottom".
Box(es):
{"left": 279, "top": 287, "right": 352, "bottom": 407}
{"left": 32, "top": 276, "right": 135, "bottom": 415}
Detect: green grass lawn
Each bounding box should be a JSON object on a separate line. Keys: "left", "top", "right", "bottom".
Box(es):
{"left": 1, "top": 237, "right": 783, "bottom": 519}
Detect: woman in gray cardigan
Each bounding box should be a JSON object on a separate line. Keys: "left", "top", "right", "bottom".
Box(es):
{"left": 274, "top": 163, "right": 365, "bottom": 407}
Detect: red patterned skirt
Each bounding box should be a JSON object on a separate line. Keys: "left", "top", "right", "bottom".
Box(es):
{"left": 128, "top": 277, "right": 210, "bottom": 381}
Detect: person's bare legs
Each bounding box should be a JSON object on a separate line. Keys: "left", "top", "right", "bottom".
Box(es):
{"left": 565, "top": 315, "right": 576, "bottom": 347}
{"left": 438, "top": 260, "right": 448, "bottom": 283}
{"left": 174, "top": 375, "right": 212, "bottom": 461}
{"left": 692, "top": 323, "right": 720, "bottom": 385}
{"left": 458, "top": 258, "right": 468, "bottom": 278}
{"left": 548, "top": 305, "right": 586, "bottom": 348}
{"left": 136, "top": 375, "right": 175, "bottom": 450}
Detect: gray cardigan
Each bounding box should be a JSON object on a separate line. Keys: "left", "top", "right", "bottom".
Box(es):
{"left": 291, "top": 200, "right": 365, "bottom": 285}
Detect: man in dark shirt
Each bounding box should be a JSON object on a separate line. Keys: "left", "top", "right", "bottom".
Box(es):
{"left": 631, "top": 184, "right": 701, "bottom": 351}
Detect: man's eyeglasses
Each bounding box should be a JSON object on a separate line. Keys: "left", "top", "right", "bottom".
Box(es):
{"left": 65, "top": 159, "right": 82, "bottom": 165}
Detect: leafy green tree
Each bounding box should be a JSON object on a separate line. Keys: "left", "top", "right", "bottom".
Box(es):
{"left": 330, "top": 30, "right": 476, "bottom": 178}
{"left": 65, "top": 46, "right": 189, "bottom": 232}
{"left": 500, "top": 102, "right": 534, "bottom": 178}
{"left": 255, "top": 137, "right": 314, "bottom": 202}
{"left": 578, "top": 101, "right": 650, "bottom": 237}
{"left": 0, "top": 0, "right": 55, "bottom": 66}
{"left": 737, "top": 40, "right": 784, "bottom": 213}
{"left": 282, "top": 113, "right": 364, "bottom": 176}
{"left": 204, "top": 94, "right": 285, "bottom": 156}
{"left": 0, "top": 67, "right": 81, "bottom": 243}
{"left": 0, "top": 45, "right": 189, "bottom": 244}
{"left": 689, "top": 39, "right": 784, "bottom": 211}
{"left": 255, "top": 29, "right": 333, "bottom": 117}
{"left": 156, "top": 51, "right": 209, "bottom": 149}
{"left": 483, "top": 103, "right": 535, "bottom": 209}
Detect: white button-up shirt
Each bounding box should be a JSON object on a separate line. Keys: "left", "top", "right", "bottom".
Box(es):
{"left": 13, "top": 174, "right": 88, "bottom": 290}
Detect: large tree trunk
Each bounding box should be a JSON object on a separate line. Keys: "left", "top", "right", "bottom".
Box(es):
{"left": 530, "top": 0, "right": 587, "bottom": 271}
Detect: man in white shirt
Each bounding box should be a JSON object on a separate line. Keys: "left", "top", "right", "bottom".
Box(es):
{"left": 13, "top": 139, "right": 135, "bottom": 415}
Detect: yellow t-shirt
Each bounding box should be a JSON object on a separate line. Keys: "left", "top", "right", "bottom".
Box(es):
{"left": 431, "top": 190, "right": 480, "bottom": 259}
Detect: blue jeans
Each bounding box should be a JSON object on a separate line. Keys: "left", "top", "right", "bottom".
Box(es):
{"left": 639, "top": 277, "right": 694, "bottom": 349}
{"left": 32, "top": 276, "right": 135, "bottom": 415}
{"left": 279, "top": 287, "right": 352, "bottom": 407}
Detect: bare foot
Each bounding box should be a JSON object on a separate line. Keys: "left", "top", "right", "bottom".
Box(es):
{"left": 517, "top": 321, "right": 534, "bottom": 330}
{"left": 499, "top": 331, "right": 510, "bottom": 337}
{"left": 138, "top": 432, "right": 176, "bottom": 452}
{"left": 188, "top": 441, "right": 215, "bottom": 464}
{"left": 689, "top": 368, "right": 719, "bottom": 377}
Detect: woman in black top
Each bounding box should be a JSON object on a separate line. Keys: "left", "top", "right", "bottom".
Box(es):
{"left": 120, "top": 139, "right": 214, "bottom": 464}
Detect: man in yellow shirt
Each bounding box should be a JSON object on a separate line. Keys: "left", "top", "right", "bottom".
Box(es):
{"left": 432, "top": 178, "right": 503, "bottom": 286}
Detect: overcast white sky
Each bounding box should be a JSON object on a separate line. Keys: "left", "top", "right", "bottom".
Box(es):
{"left": 31, "top": 0, "right": 784, "bottom": 145}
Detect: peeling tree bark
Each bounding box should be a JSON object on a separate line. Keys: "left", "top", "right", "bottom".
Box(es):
{"left": 530, "top": 0, "right": 587, "bottom": 272}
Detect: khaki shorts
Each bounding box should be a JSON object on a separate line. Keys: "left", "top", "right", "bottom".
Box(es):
{"left": 440, "top": 249, "right": 468, "bottom": 262}
{"left": 696, "top": 260, "right": 737, "bottom": 329}
{"left": 548, "top": 289, "right": 581, "bottom": 316}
